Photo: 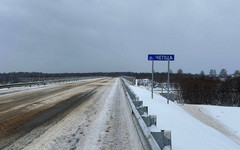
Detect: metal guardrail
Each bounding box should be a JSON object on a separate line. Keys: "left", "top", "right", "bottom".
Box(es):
{"left": 0, "top": 82, "right": 47, "bottom": 89}
{"left": 121, "top": 78, "right": 172, "bottom": 150}
{"left": 0, "top": 77, "right": 101, "bottom": 89}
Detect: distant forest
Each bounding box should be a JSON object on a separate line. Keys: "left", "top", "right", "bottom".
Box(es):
{"left": 171, "top": 74, "right": 240, "bottom": 107}
{"left": 136, "top": 72, "right": 240, "bottom": 107}
{"left": 0, "top": 71, "right": 240, "bottom": 106}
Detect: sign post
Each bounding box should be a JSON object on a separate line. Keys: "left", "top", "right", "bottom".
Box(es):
{"left": 167, "top": 60, "right": 170, "bottom": 104}
{"left": 148, "top": 54, "right": 174, "bottom": 103}
{"left": 151, "top": 61, "right": 154, "bottom": 99}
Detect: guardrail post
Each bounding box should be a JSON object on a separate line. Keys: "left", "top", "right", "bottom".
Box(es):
{"left": 151, "top": 131, "right": 172, "bottom": 150}
{"left": 133, "top": 101, "right": 143, "bottom": 108}
{"left": 150, "top": 115, "right": 157, "bottom": 126}
{"left": 136, "top": 96, "right": 139, "bottom": 101}
{"left": 142, "top": 115, "right": 157, "bottom": 127}
{"left": 137, "top": 106, "right": 148, "bottom": 116}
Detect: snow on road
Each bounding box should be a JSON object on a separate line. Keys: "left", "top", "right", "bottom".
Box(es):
{"left": 130, "top": 85, "right": 240, "bottom": 150}
{"left": 0, "top": 78, "right": 102, "bottom": 96}
{"left": 22, "top": 78, "right": 143, "bottom": 150}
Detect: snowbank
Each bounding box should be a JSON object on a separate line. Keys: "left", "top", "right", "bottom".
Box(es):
{"left": 199, "top": 105, "right": 240, "bottom": 138}
{"left": 130, "top": 85, "right": 240, "bottom": 150}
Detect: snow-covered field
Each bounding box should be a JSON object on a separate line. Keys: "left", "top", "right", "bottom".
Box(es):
{"left": 199, "top": 105, "right": 240, "bottom": 137}
{"left": 198, "top": 105, "right": 240, "bottom": 144}
{"left": 130, "top": 85, "right": 240, "bottom": 150}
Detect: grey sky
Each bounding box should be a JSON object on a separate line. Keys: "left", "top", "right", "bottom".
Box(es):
{"left": 0, "top": 0, "right": 240, "bottom": 74}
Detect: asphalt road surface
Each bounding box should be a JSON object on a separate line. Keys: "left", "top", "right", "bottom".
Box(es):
{"left": 0, "top": 78, "right": 143, "bottom": 150}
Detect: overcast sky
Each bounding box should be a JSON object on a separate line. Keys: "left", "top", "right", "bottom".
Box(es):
{"left": 0, "top": 0, "right": 239, "bottom": 74}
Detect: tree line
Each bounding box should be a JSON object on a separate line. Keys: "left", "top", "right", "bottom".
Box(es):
{"left": 1, "top": 71, "right": 239, "bottom": 106}
{"left": 173, "top": 74, "right": 240, "bottom": 106}
{"left": 135, "top": 69, "right": 240, "bottom": 107}
{"left": 121, "top": 69, "right": 240, "bottom": 107}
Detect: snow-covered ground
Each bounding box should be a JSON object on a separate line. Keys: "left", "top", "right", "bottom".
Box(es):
{"left": 130, "top": 85, "right": 240, "bottom": 150}
{"left": 199, "top": 105, "right": 240, "bottom": 138}
{"left": 153, "top": 87, "right": 176, "bottom": 94}
{"left": 181, "top": 104, "right": 240, "bottom": 146}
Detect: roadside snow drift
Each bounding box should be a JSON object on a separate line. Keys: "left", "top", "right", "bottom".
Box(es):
{"left": 130, "top": 85, "right": 240, "bottom": 150}
{"left": 199, "top": 105, "right": 240, "bottom": 140}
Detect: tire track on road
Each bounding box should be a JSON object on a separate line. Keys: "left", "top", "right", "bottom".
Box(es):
{"left": 0, "top": 78, "right": 112, "bottom": 149}
{"left": 0, "top": 89, "right": 97, "bottom": 149}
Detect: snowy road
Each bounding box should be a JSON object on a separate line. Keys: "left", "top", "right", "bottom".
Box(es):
{"left": 0, "top": 78, "right": 143, "bottom": 150}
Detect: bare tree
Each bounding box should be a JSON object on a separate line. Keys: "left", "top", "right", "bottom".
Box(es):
{"left": 177, "top": 69, "right": 183, "bottom": 74}
{"left": 234, "top": 70, "right": 240, "bottom": 77}
{"left": 200, "top": 71, "right": 205, "bottom": 76}
{"left": 219, "top": 69, "right": 227, "bottom": 78}
{"left": 209, "top": 69, "right": 217, "bottom": 77}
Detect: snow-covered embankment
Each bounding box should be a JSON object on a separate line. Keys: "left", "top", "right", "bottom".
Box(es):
{"left": 129, "top": 85, "right": 240, "bottom": 150}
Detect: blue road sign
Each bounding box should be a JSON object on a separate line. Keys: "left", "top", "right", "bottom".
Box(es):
{"left": 148, "top": 54, "right": 174, "bottom": 61}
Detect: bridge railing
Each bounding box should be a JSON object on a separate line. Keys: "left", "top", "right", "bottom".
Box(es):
{"left": 121, "top": 78, "right": 172, "bottom": 150}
